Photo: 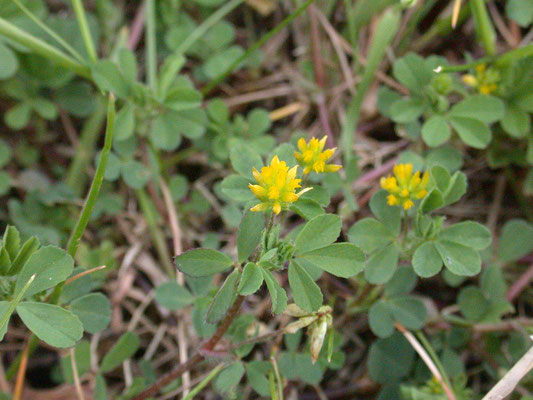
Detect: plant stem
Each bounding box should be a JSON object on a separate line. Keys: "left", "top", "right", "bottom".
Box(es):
{"left": 0, "top": 17, "right": 91, "bottom": 78}
{"left": 415, "top": 330, "right": 454, "bottom": 394}
{"left": 66, "top": 94, "right": 116, "bottom": 258}
{"left": 145, "top": 0, "right": 157, "bottom": 90}
{"left": 182, "top": 364, "right": 225, "bottom": 400}
{"left": 66, "top": 97, "right": 107, "bottom": 196}
{"left": 12, "top": 0, "right": 86, "bottom": 64}
{"left": 470, "top": 0, "right": 496, "bottom": 56}
{"left": 177, "top": 0, "right": 244, "bottom": 56}
{"left": 340, "top": 7, "right": 400, "bottom": 163}
{"left": 0, "top": 275, "right": 35, "bottom": 334}
{"left": 202, "top": 0, "right": 315, "bottom": 95}
{"left": 131, "top": 296, "right": 245, "bottom": 400}
{"left": 70, "top": 0, "right": 98, "bottom": 62}
{"left": 135, "top": 188, "right": 175, "bottom": 278}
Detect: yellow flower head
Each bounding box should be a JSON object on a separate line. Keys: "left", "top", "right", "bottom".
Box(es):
{"left": 249, "top": 156, "right": 311, "bottom": 215}
{"left": 294, "top": 136, "right": 342, "bottom": 175}
{"left": 462, "top": 63, "right": 500, "bottom": 95}
{"left": 380, "top": 163, "right": 429, "bottom": 210}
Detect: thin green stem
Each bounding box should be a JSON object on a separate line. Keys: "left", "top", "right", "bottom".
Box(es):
{"left": 66, "top": 94, "right": 116, "bottom": 258}
{"left": 0, "top": 17, "right": 90, "bottom": 78}
{"left": 202, "top": 0, "right": 315, "bottom": 95}
{"left": 70, "top": 0, "right": 98, "bottom": 62}
{"left": 145, "top": 0, "right": 157, "bottom": 90}
{"left": 182, "top": 364, "right": 225, "bottom": 400}
{"left": 0, "top": 274, "right": 35, "bottom": 333}
{"left": 415, "top": 330, "right": 454, "bottom": 392}
{"left": 177, "top": 0, "right": 243, "bottom": 56}
{"left": 66, "top": 97, "right": 107, "bottom": 196}
{"left": 470, "top": 0, "right": 496, "bottom": 56}
{"left": 12, "top": 0, "right": 86, "bottom": 64}
{"left": 135, "top": 188, "right": 175, "bottom": 278}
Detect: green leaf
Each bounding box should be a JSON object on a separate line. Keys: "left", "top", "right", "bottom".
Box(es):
{"left": 370, "top": 190, "right": 401, "bottom": 235}
{"left": 389, "top": 97, "right": 425, "bottom": 123}
{"left": 214, "top": 362, "right": 245, "bottom": 396}
{"left": 15, "top": 246, "right": 74, "bottom": 298}
{"left": 389, "top": 296, "right": 427, "bottom": 330}
{"left": 412, "top": 242, "right": 443, "bottom": 277}
{"left": 365, "top": 243, "right": 400, "bottom": 284}
{"left": 501, "top": 105, "right": 530, "bottom": 138}
{"left": 506, "top": 0, "right": 533, "bottom": 27}
{"left": 443, "top": 171, "right": 467, "bottom": 206}
{"left": 449, "top": 95, "right": 504, "bottom": 124}
{"left": 369, "top": 300, "right": 396, "bottom": 338}
{"left": 203, "top": 46, "right": 245, "bottom": 79}
{"left": 150, "top": 112, "right": 183, "bottom": 150}
{"left": 348, "top": 218, "right": 394, "bottom": 253}
{"left": 498, "top": 219, "right": 533, "bottom": 263}
{"left": 420, "top": 188, "right": 444, "bottom": 213}
{"left": 56, "top": 82, "right": 96, "bottom": 118}
{"left": 290, "top": 198, "right": 325, "bottom": 221}
{"left": 5, "top": 103, "right": 31, "bottom": 130}
{"left": 121, "top": 160, "right": 150, "bottom": 189}
{"left": 230, "top": 141, "right": 263, "bottom": 179}
{"left": 261, "top": 268, "right": 287, "bottom": 314}
{"left": 439, "top": 221, "right": 491, "bottom": 250}
{"left": 118, "top": 47, "right": 138, "bottom": 82}
{"left": 91, "top": 60, "right": 130, "bottom": 98}
{"left": 288, "top": 261, "right": 323, "bottom": 312}
{"left": 8, "top": 236, "right": 40, "bottom": 275}
{"left": 392, "top": 53, "right": 433, "bottom": 93}
{"left": 246, "top": 361, "right": 272, "bottom": 397}
{"left": 0, "top": 41, "right": 18, "bottom": 80}
{"left": 294, "top": 214, "right": 341, "bottom": 254}
{"left": 163, "top": 86, "right": 202, "bottom": 112}
{"left": 100, "top": 332, "right": 140, "bottom": 373}
{"left": 457, "top": 286, "right": 489, "bottom": 322}
{"left": 422, "top": 115, "right": 451, "bottom": 147}
{"left": 173, "top": 109, "right": 207, "bottom": 139}
{"left": 367, "top": 332, "right": 414, "bottom": 384}
{"left": 70, "top": 293, "right": 111, "bottom": 334}
{"left": 16, "top": 302, "right": 83, "bottom": 348}
{"left": 237, "top": 211, "right": 264, "bottom": 263}
{"left": 298, "top": 243, "right": 364, "bottom": 278}
{"left": 384, "top": 267, "right": 417, "bottom": 296}
{"left": 114, "top": 104, "right": 135, "bottom": 141}
{"left": 220, "top": 175, "right": 255, "bottom": 202}
{"left": 449, "top": 116, "right": 491, "bottom": 149}
{"left": 238, "top": 263, "right": 263, "bottom": 295}
{"left": 206, "top": 269, "right": 240, "bottom": 323}
{"left": 3, "top": 225, "right": 20, "bottom": 260}
{"left": 154, "top": 282, "right": 194, "bottom": 310}
{"left": 435, "top": 240, "right": 481, "bottom": 276}
{"left": 175, "top": 248, "right": 233, "bottom": 277}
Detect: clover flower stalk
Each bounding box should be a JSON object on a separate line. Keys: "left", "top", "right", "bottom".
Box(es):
{"left": 249, "top": 155, "right": 311, "bottom": 215}
{"left": 380, "top": 163, "right": 429, "bottom": 210}
{"left": 294, "top": 136, "right": 342, "bottom": 175}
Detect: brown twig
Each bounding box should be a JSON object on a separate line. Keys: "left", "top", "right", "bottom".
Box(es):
{"left": 507, "top": 264, "right": 533, "bottom": 302}
{"left": 127, "top": 3, "right": 146, "bottom": 50}
{"left": 13, "top": 339, "right": 31, "bottom": 400}
{"left": 131, "top": 296, "right": 245, "bottom": 400}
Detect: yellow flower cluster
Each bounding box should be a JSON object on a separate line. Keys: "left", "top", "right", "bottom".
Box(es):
{"left": 294, "top": 136, "right": 342, "bottom": 175}
{"left": 249, "top": 156, "right": 311, "bottom": 215}
{"left": 380, "top": 163, "right": 429, "bottom": 210}
{"left": 462, "top": 64, "right": 500, "bottom": 95}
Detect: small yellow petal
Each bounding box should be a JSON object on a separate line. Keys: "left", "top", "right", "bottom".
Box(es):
{"left": 249, "top": 184, "right": 267, "bottom": 198}
{"left": 297, "top": 138, "right": 307, "bottom": 152}
{"left": 272, "top": 201, "right": 282, "bottom": 215}
{"left": 387, "top": 194, "right": 399, "bottom": 206}
{"left": 250, "top": 203, "right": 268, "bottom": 212}
{"left": 403, "top": 199, "right": 414, "bottom": 210}
{"left": 324, "top": 164, "right": 342, "bottom": 173}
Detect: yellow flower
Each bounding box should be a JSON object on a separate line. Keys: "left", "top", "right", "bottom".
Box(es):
{"left": 380, "top": 163, "right": 429, "bottom": 210}
{"left": 462, "top": 63, "right": 500, "bottom": 95}
{"left": 294, "top": 136, "right": 342, "bottom": 175}
{"left": 249, "top": 155, "right": 311, "bottom": 215}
